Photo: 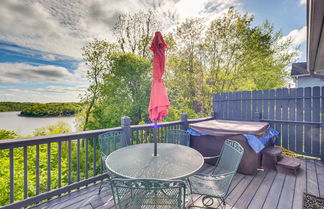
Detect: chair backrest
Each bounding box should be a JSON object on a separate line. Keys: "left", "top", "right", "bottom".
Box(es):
{"left": 98, "top": 131, "right": 127, "bottom": 159}
{"left": 111, "top": 178, "right": 186, "bottom": 209}
{"left": 213, "top": 139, "right": 244, "bottom": 176}
{"left": 164, "top": 130, "right": 190, "bottom": 146}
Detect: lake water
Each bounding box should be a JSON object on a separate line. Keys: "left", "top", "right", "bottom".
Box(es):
{"left": 0, "top": 112, "right": 77, "bottom": 136}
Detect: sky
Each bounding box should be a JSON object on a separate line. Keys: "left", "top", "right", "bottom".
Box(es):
{"left": 0, "top": 0, "right": 307, "bottom": 103}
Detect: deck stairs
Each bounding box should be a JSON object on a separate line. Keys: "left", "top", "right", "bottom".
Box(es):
{"left": 262, "top": 146, "right": 301, "bottom": 175}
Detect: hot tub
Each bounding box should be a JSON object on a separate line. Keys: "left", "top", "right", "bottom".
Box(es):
{"left": 190, "top": 120, "right": 273, "bottom": 175}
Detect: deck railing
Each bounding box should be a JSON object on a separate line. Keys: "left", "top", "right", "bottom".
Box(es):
{"left": 0, "top": 114, "right": 212, "bottom": 209}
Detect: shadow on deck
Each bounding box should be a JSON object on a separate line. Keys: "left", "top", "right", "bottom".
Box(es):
{"left": 29, "top": 159, "right": 324, "bottom": 209}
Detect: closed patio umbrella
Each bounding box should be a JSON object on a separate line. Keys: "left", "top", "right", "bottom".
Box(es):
{"left": 148, "top": 31, "right": 170, "bottom": 156}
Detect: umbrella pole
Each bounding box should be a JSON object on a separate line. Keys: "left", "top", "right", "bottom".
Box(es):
{"left": 154, "top": 120, "right": 158, "bottom": 156}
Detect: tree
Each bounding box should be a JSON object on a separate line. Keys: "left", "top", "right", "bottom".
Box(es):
{"left": 166, "top": 8, "right": 297, "bottom": 116}
{"left": 86, "top": 53, "right": 151, "bottom": 129}
{"left": 81, "top": 40, "right": 118, "bottom": 130}
{"left": 113, "top": 10, "right": 160, "bottom": 58}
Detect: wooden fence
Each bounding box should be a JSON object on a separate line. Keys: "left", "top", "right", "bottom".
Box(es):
{"left": 213, "top": 86, "right": 324, "bottom": 159}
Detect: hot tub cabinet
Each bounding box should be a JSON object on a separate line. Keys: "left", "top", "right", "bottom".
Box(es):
{"left": 190, "top": 120, "right": 272, "bottom": 175}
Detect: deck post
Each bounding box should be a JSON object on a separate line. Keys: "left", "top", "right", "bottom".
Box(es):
{"left": 321, "top": 114, "right": 324, "bottom": 162}
{"left": 181, "top": 113, "right": 188, "bottom": 131}
{"left": 254, "top": 111, "right": 261, "bottom": 122}
{"left": 121, "top": 116, "right": 131, "bottom": 145}
{"left": 211, "top": 111, "right": 217, "bottom": 119}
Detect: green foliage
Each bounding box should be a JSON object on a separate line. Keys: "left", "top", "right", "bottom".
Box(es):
{"left": 81, "top": 40, "right": 119, "bottom": 130}
{"left": 0, "top": 129, "right": 18, "bottom": 140}
{"left": 166, "top": 8, "right": 297, "bottom": 116}
{"left": 0, "top": 122, "right": 101, "bottom": 207}
{"left": 87, "top": 53, "right": 151, "bottom": 129}
{"left": 81, "top": 7, "right": 298, "bottom": 128}
{"left": 0, "top": 102, "right": 38, "bottom": 112}
{"left": 33, "top": 121, "right": 72, "bottom": 136}
{"left": 20, "top": 103, "right": 82, "bottom": 117}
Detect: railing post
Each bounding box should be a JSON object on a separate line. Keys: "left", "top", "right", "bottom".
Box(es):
{"left": 254, "top": 111, "right": 261, "bottom": 122}
{"left": 181, "top": 113, "right": 188, "bottom": 131}
{"left": 121, "top": 116, "right": 131, "bottom": 145}
{"left": 321, "top": 114, "right": 324, "bottom": 162}
{"left": 211, "top": 111, "right": 217, "bottom": 119}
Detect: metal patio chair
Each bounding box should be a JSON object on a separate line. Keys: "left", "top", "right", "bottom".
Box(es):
{"left": 188, "top": 139, "right": 244, "bottom": 209}
{"left": 98, "top": 130, "right": 128, "bottom": 194}
{"left": 110, "top": 178, "right": 187, "bottom": 209}
{"left": 164, "top": 129, "right": 190, "bottom": 146}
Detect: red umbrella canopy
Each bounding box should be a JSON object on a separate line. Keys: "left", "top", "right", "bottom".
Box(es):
{"left": 148, "top": 32, "right": 170, "bottom": 122}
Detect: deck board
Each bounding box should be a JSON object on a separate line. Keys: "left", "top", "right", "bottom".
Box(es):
{"left": 29, "top": 159, "right": 324, "bottom": 209}
{"left": 247, "top": 170, "right": 276, "bottom": 209}
{"left": 315, "top": 160, "right": 324, "bottom": 197}
{"left": 260, "top": 172, "right": 285, "bottom": 209}
{"left": 233, "top": 170, "right": 267, "bottom": 209}
{"left": 276, "top": 174, "right": 296, "bottom": 209}
{"left": 292, "top": 158, "right": 306, "bottom": 209}
{"left": 306, "top": 159, "right": 320, "bottom": 196}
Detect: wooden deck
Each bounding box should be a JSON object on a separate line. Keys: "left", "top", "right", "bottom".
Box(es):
{"left": 30, "top": 159, "right": 324, "bottom": 209}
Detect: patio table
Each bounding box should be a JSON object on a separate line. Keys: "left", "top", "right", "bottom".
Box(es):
{"left": 105, "top": 143, "right": 204, "bottom": 180}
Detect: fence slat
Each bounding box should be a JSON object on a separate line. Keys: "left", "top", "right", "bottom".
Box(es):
{"left": 268, "top": 89, "right": 275, "bottom": 128}
{"left": 257, "top": 90, "right": 263, "bottom": 117}
{"left": 312, "top": 86, "right": 320, "bottom": 155}
{"left": 214, "top": 93, "right": 221, "bottom": 119}
{"left": 263, "top": 90, "right": 269, "bottom": 121}
{"left": 237, "top": 92, "right": 243, "bottom": 120}
{"left": 288, "top": 88, "right": 297, "bottom": 152}
{"left": 223, "top": 93, "right": 229, "bottom": 119}
{"left": 304, "top": 87, "right": 312, "bottom": 153}
{"left": 281, "top": 89, "right": 289, "bottom": 148}
{"left": 252, "top": 91, "right": 258, "bottom": 120}
{"left": 241, "top": 91, "right": 247, "bottom": 121}
{"left": 296, "top": 88, "right": 304, "bottom": 153}
{"left": 228, "top": 92, "right": 233, "bottom": 120}
{"left": 275, "top": 89, "right": 283, "bottom": 146}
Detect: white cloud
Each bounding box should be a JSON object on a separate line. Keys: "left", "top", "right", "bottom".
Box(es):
{"left": 0, "top": 0, "right": 85, "bottom": 59}
{"left": 0, "top": 0, "right": 182, "bottom": 59}
{"left": 278, "top": 26, "right": 307, "bottom": 59}
{"left": 0, "top": 63, "right": 74, "bottom": 83}
{"left": 299, "top": 0, "right": 307, "bottom": 5}
{"left": 0, "top": 62, "right": 88, "bottom": 85}
{"left": 0, "top": 86, "right": 85, "bottom": 102}
{"left": 286, "top": 26, "right": 307, "bottom": 47}
{"left": 175, "top": 0, "right": 238, "bottom": 20}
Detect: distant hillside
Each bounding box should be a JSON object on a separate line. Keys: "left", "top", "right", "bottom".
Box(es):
{"left": 0, "top": 102, "right": 83, "bottom": 117}
{"left": 0, "top": 102, "right": 38, "bottom": 112}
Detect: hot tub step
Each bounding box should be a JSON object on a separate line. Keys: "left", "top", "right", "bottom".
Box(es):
{"left": 262, "top": 146, "right": 282, "bottom": 157}
{"left": 276, "top": 156, "right": 301, "bottom": 175}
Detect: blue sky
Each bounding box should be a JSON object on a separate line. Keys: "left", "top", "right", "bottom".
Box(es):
{"left": 0, "top": 0, "right": 306, "bottom": 103}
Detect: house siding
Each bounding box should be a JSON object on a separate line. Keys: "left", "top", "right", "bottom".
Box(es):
{"left": 294, "top": 71, "right": 324, "bottom": 87}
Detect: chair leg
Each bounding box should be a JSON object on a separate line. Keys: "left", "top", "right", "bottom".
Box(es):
{"left": 98, "top": 180, "right": 110, "bottom": 194}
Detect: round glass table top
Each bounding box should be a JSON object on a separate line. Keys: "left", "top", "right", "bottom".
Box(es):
{"left": 105, "top": 143, "right": 204, "bottom": 180}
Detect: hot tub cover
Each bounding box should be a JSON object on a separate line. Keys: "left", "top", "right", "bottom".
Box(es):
{"left": 190, "top": 120, "right": 269, "bottom": 137}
